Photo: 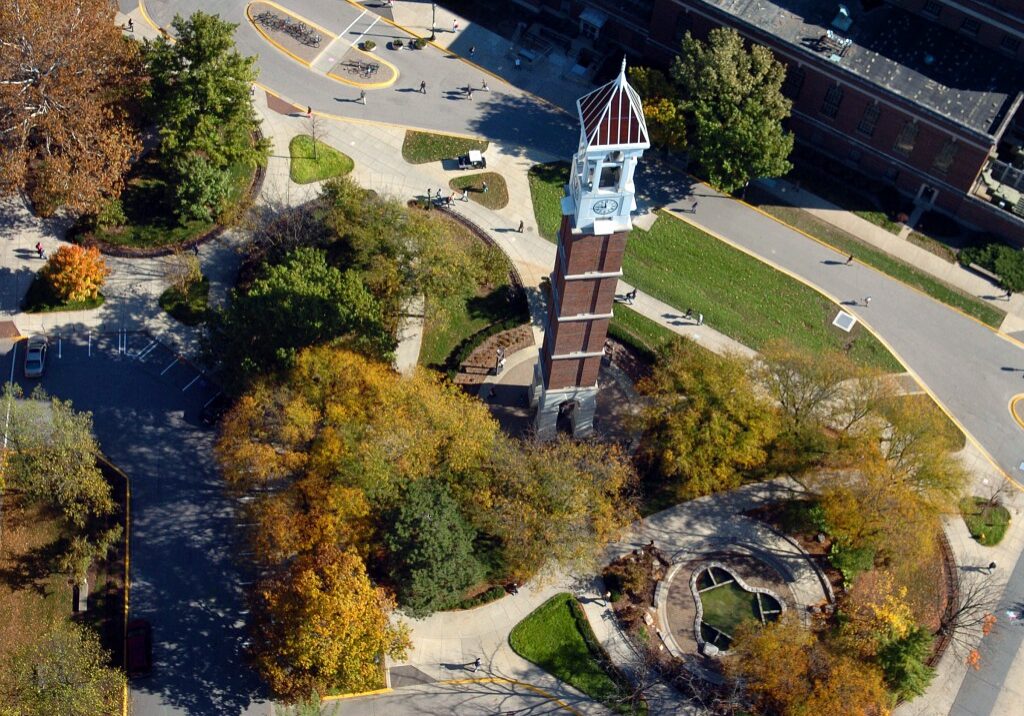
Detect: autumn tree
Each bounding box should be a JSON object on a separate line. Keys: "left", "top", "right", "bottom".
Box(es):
{"left": 144, "top": 12, "right": 268, "bottom": 221}
{"left": 636, "top": 339, "right": 780, "bottom": 499}
{"left": 3, "top": 388, "right": 120, "bottom": 579}
{"left": 0, "top": 621, "right": 125, "bottom": 716}
{"left": 250, "top": 547, "right": 410, "bottom": 702}
{"left": 384, "top": 480, "right": 483, "bottom": 617}
{"left": 626, "top": 66, "right": 687, "bottom": 150}
{"left": 40, "top": 245, "right": 111, "bottom": 303}
{"left": 0, "top": 0, "right": 142, "bottom": 215}
{"left": 672, "top": 28, "right": 794, "bottom": 192}
{"left": 727, "top": 614, "right": 891, "bottom": 716}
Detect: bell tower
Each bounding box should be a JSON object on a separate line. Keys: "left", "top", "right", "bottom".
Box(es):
{"left": 530, "top": 60, "right": 649, "bottom": 439}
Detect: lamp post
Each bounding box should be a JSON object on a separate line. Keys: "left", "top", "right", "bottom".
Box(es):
{"left": 430, "top": 2, "right": 436, "bottom": 41}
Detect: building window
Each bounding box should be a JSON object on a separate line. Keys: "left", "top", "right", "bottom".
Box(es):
{"left": 893, "top": 120, "right": 919, "bottom": 156}
{"left": 599, "top": 164, "right": 621, "bottom": 190}
{"left": 932, "top": 139, "right": 958, "bottom": 175}
{"left": 1002, "top": 35, "right": 1021, "bottom": 53}
{"left": 782, "top": 66, "right": 805, "bottom": 100}
{"left": 922, "top": 1, "right": 941, "bottom": 17}
{"left": 821, "top": 85, "right": 843, "bottom": 119}
{"left": 857, "top": 103, "right": 880, "bottom": 137}
{"left": 960, "top": 18, "right": 980, "bottom": 35}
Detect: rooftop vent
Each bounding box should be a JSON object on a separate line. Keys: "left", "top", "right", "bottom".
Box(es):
{"left": 832, "top": 5, "right": 853, "bottom": 32}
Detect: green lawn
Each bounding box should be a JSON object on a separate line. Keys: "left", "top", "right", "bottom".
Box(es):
{"left": 609, "top": 305, "right": 677, "bottom": 359}
{"left": 528, "top": 162, "right": 570, "bottom": 242}
{"left": 960, "top": 497, "right": 1011, "bottom": 546}
{"left": 90, "top": 157, "right": 253, "bottom": 249}
{"left": 448, "top": 172, "right": 509, "bottom": 210}
{"left": 509, "top": 593, "right": 639, "bottom": 714}
{"left": 419, "top": 286, "right": 518, "bottom": 367}
{"left": 23, "top": 276, "right": 104, "bottom": 313}
{"left": 747, "top": 191, "right": 1004, "bottom": 328}
{"left": 289, "top": 135, "right": 353, "bottom": 184}
{"left": 699, "top": 581, "right": 761, "bottom": 636}
{"left": 159, "top": 277, "right": 210, "bottom": 326}
{"left": 624, "top": 213, "right": 902, "bottom": 372}
{"left": 401, "top": 130, "right": 488, "bottom": 164}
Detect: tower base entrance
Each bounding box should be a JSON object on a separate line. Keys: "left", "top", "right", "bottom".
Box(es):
{"left": 529, "top": 361, "right": 597, "bottom": 440}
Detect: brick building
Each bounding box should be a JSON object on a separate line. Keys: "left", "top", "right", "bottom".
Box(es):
{"left": 513, "top": 0, "right": 1024, "bottom": 241}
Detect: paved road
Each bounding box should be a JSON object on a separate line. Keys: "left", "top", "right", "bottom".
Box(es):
{"left": 3, "top": 334, "right": 267, "bottom": 715}
{"left": 324, "top": 680, "right": 574, "bottom": 715}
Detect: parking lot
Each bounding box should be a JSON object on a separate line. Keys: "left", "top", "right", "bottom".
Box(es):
{"left": 2, "top": 330, "right": 268, "bottom": 716}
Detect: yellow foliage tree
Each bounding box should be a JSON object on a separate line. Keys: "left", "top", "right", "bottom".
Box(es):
{"left": 41, "top": 245, "right": 110, "bottom": 303}
{"left": 250, "top": 547, "right": 409, "bottom": 701}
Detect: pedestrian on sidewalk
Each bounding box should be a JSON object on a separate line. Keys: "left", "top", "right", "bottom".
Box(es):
{"left": 517, "top": 220, "right": 524, "bottom": 233}
{"left": 35, "top": 242, "right": 44, "bottom": 259}
{"left": 481, "top": 78, "right": 489, "bottom": 91}
{"left": 306, "top": 106, "right": 312, "bottom": 118}
{"left": 469, "top": 45, "right": 475, "bottom": 57}
{"left": 697, "top": 312, "right": 704, "bottom": 325}
{"left": 1003, "top": 288, "right": 1013, "bottom": 300}
{"left": 460, "top": 190, "right": 470, "bottom": 202}
{"left": 684, "top": 307, "right": 693, "bottom": 321}
{"left": 419, "top": 80, "right": 426, "bottom": 94}
{"left": 447, "top": 193, "right": 455, "bottom": 207}
{"left": 466, "top": 86, "right": 474, "bottom": 100}
{"left": 127, "top": 18, "right": 134, "bottom": 32}
{"left": 514, "top": 57, "right": 521, "bottom": 70}
{"left": 626, "top": 289, "right": 637, "bottom": 305}
{"left": 690, "top": 200, "right": 698, "bottom": 213}
{"left": 845, "top": 254, "right": 854, "bottom": 265}
{"left": 863, "top": 296, "right": 872, "bottom": 307}
{"left": 192, "top": 244, "right": 199, "bottom": 257}
{"left": 508, "top": 582, "right": 519, "bottom": 595}
{"left": 452, "top": 19, "right": 459, "bottom": 32}
{"left": 359, "top": 90, "right": 366, "bottom": 105}
{"left": 987, "top": 561, "right": 997, "bottom": 575}
{"left": 472, "top": 657, "right": 481, "bottom": 672}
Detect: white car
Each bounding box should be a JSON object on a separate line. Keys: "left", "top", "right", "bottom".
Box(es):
{"left": 23, "top": 335, "right": 47, "bottom": 378}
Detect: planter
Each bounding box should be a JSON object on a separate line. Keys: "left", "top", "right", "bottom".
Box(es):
{"left": 389, "top": 40, "right": 403, "bottom": 50}
{"left": 361, "top": 41, "right": 376, "bottom": 51}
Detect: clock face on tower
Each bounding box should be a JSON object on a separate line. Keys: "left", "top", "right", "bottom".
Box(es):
{"left": 592, "top": 198, "right": 619, "bottom": 215}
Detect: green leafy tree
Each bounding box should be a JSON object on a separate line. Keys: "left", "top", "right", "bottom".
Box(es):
{"left": 636, "top": 339, "right": 780, "bottom": 499}
{"left": 208, "top": 247, "right": 393, "bottom": 392}
{"left": 672, "top": 28, "right": 794, "bottom": 192}
{"left": 3, "top": 389, "right": 120, "bottom": 579}
{"left": 877, "top": 627, "right": 935, "bottom": 701}
{"left": 385, "top": 480, "right": 484, "bottom": 617}
{"left": 144, "top": 11, "right": 269, "bottom": 221}
{"left": 0, "top": 621, "right": 125, "bottom": 716}
{"left": 626, "top": 66, "right": 687, "bottom": 150}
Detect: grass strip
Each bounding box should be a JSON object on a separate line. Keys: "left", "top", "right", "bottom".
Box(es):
{"left": 448, "top": 172, "right": 509, "bottom": 210}
{"left": 159, "top": 277, "right": 210, "bottom": 326}
{"left": 401, "top": 130, "right": 488, "bottom": 164}
{"left": 959, "top": 497, "right": 1011, "bottom": 546}
{"left": 748, "top": 191, "right": 1004, "bottom": 328}
{"left": 289, "top": 136, "right": 353, "bottom": 184}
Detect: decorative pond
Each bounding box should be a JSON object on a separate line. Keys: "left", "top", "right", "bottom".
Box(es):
{"left": 691, "top": 563, "right": 784, "bottom": 651}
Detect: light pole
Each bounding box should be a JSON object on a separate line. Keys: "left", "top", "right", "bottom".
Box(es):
{"left": 430, "top": 2, "right": 436, "bottom": 41}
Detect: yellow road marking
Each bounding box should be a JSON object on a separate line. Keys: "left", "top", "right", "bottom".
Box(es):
{"left": 1011, "top": 394, "right": 1024, "bottom": 432}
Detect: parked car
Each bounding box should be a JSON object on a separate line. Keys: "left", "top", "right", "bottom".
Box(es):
{"left": 457, "top": 150, "right": 486, "bottom": 170}
{"left": 126, "top": 619, "right": 153, "bottom": 677}
{"left": 200, "top": 393, "right": 231, "bottom": 427}
{"left": 23, "top": 335, "right": 47, "bottom": 378}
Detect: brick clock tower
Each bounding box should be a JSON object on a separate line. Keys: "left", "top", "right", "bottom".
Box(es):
{"left": 530, "top": 61, "right": 649, "bottom": 439}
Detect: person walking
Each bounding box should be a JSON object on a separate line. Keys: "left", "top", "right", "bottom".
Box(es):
{"left": 419, "top": 80, "right": 426, "bottom": 94}
{"left": 460, "top": 190, "right": 470, "bottom": 202}
{"left": 35, "top": 242, "right": 44, "bottom": 259}
{"left": 845, "top": 254, "right": 854, "bottom": 265}
{"left": 127, "top": 18, "right": 134, "bottom": 32}
{"left": 481, "top": 78, "right": 489, "bottom": 91}
{"left": 987, "top": 561, "right": 997, "bottom": 575}
{"left": 452, "top": 19, "right": 459, "bottom": 32}
{"left": 514, "top": 57, "right": 521, "bottom": 70}
{"left": 697, "top": 313, "right": 704, "bottom": 325}
{"left": 472, "top": 657, "right": 481, "bottom": 672}
{"left": 306, "top": 106, "right": 312, "bottom": 119}
{"left": 517, "top": 220, "right": 524, "bottom": 233}
{"left": 469, "top": 45, "right": 476, "bottom": 57}
{"left": 863, "top": 296, "right": 872, "bottom": 307}
{"left": 1003, "top": 288, "right": 1013, "bottom": 300}
{"left": 466, "top": 86, "right": 474, "bottom": 100}
{"left": 481, "top": 181, "right": 488, "bottom": 194}
{"left": 359, "top": 90, "right": 366, "bottom": 105}
{"left": 192, "top": 244, "right": 200, "bottom": 257}
{"left": 626, "top": 289, "right": 637, "bottom": 305}
{"left": 684, "top": 307, "right": 693, "bottom": 321}
{"left": 690, "top": 200, "right": 698, "bottom": 213}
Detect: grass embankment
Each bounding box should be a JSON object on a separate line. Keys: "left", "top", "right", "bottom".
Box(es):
{"left": 418, "top": 212, "right": 524, "bottom": 368}
{"left": 401, "top": 130, "right": 488, "bottom": 164}
{"left": 91, "top": 157, "right": 253, "bottom": 249}
{"left": 448, "top": 172, "right": 509, "bottom": 210}
{"left": 510, "top": 593, "right": 641, "bottom": 714}
{"left": 289, "top": 136, "right": 354, "bottom": 184}
{"left": 747, "top": 189, "right": 1004, "bottom": 328}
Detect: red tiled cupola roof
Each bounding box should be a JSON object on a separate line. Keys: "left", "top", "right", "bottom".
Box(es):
{"left": 577, "top": 58, "right": 650, "bottom": 150}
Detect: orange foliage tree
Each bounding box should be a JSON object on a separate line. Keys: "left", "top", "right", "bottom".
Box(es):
{"left": 250, "top": 547, "right": 410, "bottom": 701}
{"left": 40, "top": 245, "right": 111, "bottom": 303}
{"left": 0, "top": 0, "right": 142, "bottom": 215}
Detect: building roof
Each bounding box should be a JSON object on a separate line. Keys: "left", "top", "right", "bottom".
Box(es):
{"left": 577, "top": 59, "right": 650, "bottom": 149}
{"left": 701, "top": 0, "right": 1023, "bottom": 138}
